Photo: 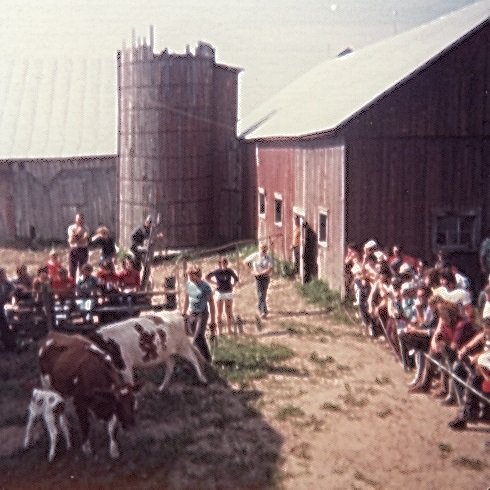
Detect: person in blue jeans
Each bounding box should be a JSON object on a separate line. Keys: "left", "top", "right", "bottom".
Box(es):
{"left": 244, "top": 243, "right": 273, "bottom": 319}
{"left": 182, "top": 264, "right": 216, "bottom": 362}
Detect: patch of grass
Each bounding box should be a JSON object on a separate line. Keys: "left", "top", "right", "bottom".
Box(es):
{"left": 309, "top": 351, "right": 335, "bottom": 366}
{"left": 280, "top": 321, "right": 303, "bottom": 336}
{"left": 276, "top": 404, "right": 305, "bottom": 421}
{"left": 376, "top": 408, "right": 392, "bottom": 419}
{"left": 290, "top": 442, "right": 311, "bottom": 460}
{"left": 296, "top": 279, "right": 356, "bottom": 325}
{"left": 452, "top": 456, "right": 487, "bottom": 471}
{"left": 213, "top": 336, "right": 295, "bottom": 384}
{"left": 353, "top": 470, "right": 379, "bottom": 487}
{"left": 297, "top": 279, "right": 339, "bottom": 308}
{"left": 336, "top": 364, "right": 351, "bottom": 373}
{"left": 321, "top": 401, "right": 342, "bottom": 412}
{"left": 438, "top": 442, "right": 452, "bottom": 458}
{"left": 339, "top": 384, "right": 368, "bottom": 408}
{"left": 375, "top": 375, "right": 392, "bottom": 385}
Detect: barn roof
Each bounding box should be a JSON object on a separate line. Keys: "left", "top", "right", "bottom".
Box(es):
{"left": 239, "top": 1, "right": 490, "bottom": 140}
{"left": 0, "top": 57, "right": 117, "bottom": 159}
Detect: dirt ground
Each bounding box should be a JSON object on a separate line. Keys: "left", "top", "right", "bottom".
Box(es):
{"left": 0, "top": 247, "right": 489, "bottom": 489}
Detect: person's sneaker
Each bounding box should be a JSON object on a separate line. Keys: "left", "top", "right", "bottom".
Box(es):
{"left": 448, "top": 417, "right": 466, "bottom": 430}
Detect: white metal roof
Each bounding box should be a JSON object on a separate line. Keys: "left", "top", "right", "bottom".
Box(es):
{"left": 0, "top": 57, "right": 117, "bottom": 159}
{"left": 238, "top": 1, "right": 490, "bottom": 140}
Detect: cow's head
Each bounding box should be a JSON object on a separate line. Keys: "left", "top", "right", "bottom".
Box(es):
{"left": 91, "top": 384, "right": 138, "bottom": 430}
{"left": 115, "top": 385, "right": 138, "bottom": 430}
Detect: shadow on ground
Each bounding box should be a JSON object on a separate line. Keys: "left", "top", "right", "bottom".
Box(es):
{"left": 0, "top": 347, "right": 284, "bottom": 490}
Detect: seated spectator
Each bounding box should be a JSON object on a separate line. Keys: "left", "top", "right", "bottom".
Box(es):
{"left": 452, "top": 265, "right": 471, "bottom": 291}
{"left": 433, "top": 268, "right": 474, "bottom": 320}
{"left": 117, "top": 257, "right": 140, "bottom": 291}
{"left": 345, "top": 243, "right": 362, "bottom": 301}
{"left": 400, "top": 287, "right": 438, "bottom": 386}
{"left": 46, "top": 250, "right": 63, "bottom": 281}
{"left": 430, "top": 301, "right": 477, "bottom": 403}
{"left": 51, "top": 267, "right": 75, "bottom": 301}
{"left": 396, "top": 281, "right": 419, "bottom": 370}
{"left": 449, "top": 316, "right": 490, "bottom": 429}
{"left": 12, "top": 264, "right": 33, "bottom": 301}
{"left": 96, "top": 260, "right": 120, "bottom": 291}
{"left": 389, "top": 245, "right": 418, "bottom": 275}
{"left": 76, "top": 263, "right": 99, "bottom": 297}
{"left": 32, "top": 267, "right": 51, "bottom": 303}
{"left": 367, "top": 263, "right": 392, "bottom": 337}
{"left": 90, "top": 226, "right": 117, "bottom": 264}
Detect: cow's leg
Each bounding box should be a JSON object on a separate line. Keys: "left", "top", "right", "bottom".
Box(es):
{"left": 158, "top": 356, "right": 176, "bottom": 392}
{"left": 183, "top": 344, "right": 208, "bottom": 384}
{"left": 40, "top": 374, "right": 52, "bottom": 389}
{"left": 44, "top": 411, "right": 59, "bottom": 462}
{"left": 107, "top": 414, "right": 120, "bottom": 459}
{"left": 58, "top": 413, "right": 72, "bottom": 451}
{"left": 75, "top": 402, "right": 92, "bottom": 456}
{"left": 23, "top": 408, "right": 37, "bottom": 449}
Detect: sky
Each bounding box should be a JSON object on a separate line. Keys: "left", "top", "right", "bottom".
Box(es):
{"left": 0, "top": 0, "right": 477, "bottom": 118}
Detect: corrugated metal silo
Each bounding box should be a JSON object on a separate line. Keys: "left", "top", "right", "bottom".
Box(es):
{"left": 118, "top": 34, "right": 241, "bottom": 249}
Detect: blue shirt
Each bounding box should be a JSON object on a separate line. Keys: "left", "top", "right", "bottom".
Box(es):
{"left": 186, "top": 280, "right": 212, "bottom": 313}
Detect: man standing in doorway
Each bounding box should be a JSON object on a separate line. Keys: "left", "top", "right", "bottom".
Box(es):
{"left": 67, "top": 213, "right": 89, "bottom": 280}
{"left": 291, "top": 216, "right": 301, "bottom": 276}
{"left": 244, "top": 243, "right": 273, "bottom": 319}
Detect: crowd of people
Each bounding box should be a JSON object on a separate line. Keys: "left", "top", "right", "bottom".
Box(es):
{"left": 345, "top": 239, "right": 490, "bottom": 431}
{"left": 0, "top": 213, "right": 155, "bottom": 353}
{"left": 0, "top": 212, "right": 248, "bottom": 362}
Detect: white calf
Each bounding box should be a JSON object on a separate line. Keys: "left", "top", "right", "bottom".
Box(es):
{"left": 24, "top": 388, "right": 71, "bottom": 462}
{"left": 96, "top": 310, "right": 207, "bottom": 391}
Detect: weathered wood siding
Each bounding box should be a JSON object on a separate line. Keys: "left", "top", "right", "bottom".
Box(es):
{"left": 296, "top": 141, "right": 345, "bottom": 291}
{"left": 256, "top": 145, "right": 295, "bottom": 259}
{"left": 344, "top": 21, "right": 490, "bottom": 280}
{"left": 1, "top": 156, "right": 116, "bottom": 243}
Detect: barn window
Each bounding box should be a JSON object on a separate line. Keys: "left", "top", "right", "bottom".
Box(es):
{"left": 434, "top": 212, "right": 479, "bottom": 251}
{"left": 318, "top": 209, "right": 329, "bottom": 246}
{"left": 274, "top": 193, "right": 283, "bottom": 226}
{"left": 258, "top": 188, "right": 266, "bottom": 217}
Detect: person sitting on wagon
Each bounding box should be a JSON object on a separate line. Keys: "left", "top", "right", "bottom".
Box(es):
{"left": 12, "top": 264, "right": 33, "bottom": 301}
{"left": 46, "top": 250, "right": 62, "bottom": 282}
{"left": 76, "top": 263, "right": 99, "bottom": 297}
{"left": 96, "top": 260, "right": 120, "bottom": 291}
{"left": 117, "top": 257, "right": 141, "bottom": 291}
{"left": 51, "top": 267, "right": 75, "bottom": 302}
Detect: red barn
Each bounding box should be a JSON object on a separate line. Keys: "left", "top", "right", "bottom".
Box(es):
{"left": 239, "top": 2, "right": 490, "bottom": 293}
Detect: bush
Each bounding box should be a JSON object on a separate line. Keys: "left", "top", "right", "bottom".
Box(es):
{"left": 296, "top": 278, "right": 356, "bottom": 325}
{"left": 296, "top": 279, "right": 340, "bottom": 309}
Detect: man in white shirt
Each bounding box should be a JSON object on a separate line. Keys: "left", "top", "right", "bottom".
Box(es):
{"left": 67, "top": 213, "right": 89, "bottom": 280}
{"left": 244, "top": 243, "right": 273, "bottom": 319}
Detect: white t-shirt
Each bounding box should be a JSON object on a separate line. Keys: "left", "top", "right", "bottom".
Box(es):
{"left": 245, "top": 251, "right": 272, "bottom": 276}
{"left": 434, "top": 286, "right": 472, "bottom": 306}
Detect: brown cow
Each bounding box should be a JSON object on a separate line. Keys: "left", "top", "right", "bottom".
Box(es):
{"left": 39, "top": 332, "right": 137, "bottom": 459}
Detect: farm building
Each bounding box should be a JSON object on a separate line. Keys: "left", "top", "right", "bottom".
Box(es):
{"left": 0, "top": 58, "right": 118, "bottom": 243}
{"left": 238, "top": 1, "right": 490, "bottom": 293}
{"left": 0, "top": 36, "right": 255, "bottom": 248}
{"left": 118, "top": 38, "right": 249, "bottom": 248}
